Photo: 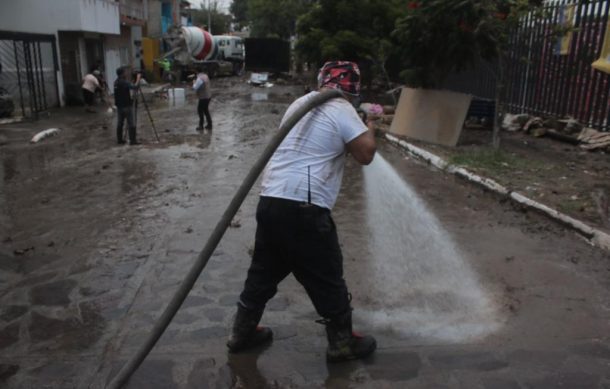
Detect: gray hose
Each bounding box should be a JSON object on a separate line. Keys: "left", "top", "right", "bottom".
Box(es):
{"left": 106, "top": 88, "right": 344, "bottom": 389}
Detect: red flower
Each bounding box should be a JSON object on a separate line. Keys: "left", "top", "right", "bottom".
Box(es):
{"left": 408, "top": 1, "right": 420, "bottom": 9}
{"left": 458, "top": 20, "right": 473, "bottom": 32}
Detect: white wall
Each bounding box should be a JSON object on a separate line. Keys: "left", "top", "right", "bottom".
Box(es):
{"left": 0, "top": 0, "right": 121, "bottom": 106}
{"left": 0, "top": 0, "right": 119, "bottom": 35}
{"left": 78, "top": 38, "right": 88, "bottom": 78}
{"left": 79, "top": 0, "right": 121, "bottom": 35}
{"left": 104, "top": 48, "right": 122, "bottom": 92}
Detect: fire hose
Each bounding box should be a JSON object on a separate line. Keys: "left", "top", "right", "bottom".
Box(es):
{"left": 106, "top": 88, "right": 344, "bottom": 389}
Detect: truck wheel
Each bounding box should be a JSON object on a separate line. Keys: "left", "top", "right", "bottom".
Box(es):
{"left": 208, "top": 64, "right": 218, "bottom": 78}
{"left": 233, "top": 62, "right": 244, "bottom": 76}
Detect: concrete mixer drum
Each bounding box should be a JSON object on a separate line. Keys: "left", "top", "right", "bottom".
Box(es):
{"left": 165, "top": 26, "right": 216, "bottom": 64}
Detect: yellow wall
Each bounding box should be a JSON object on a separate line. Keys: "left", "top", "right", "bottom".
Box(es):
{"left": 142, "top": 37, "right": 160, "bottom": 80}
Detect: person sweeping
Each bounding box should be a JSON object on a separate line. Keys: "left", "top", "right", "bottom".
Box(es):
{"left": 227, "top": 61, "right": 377, "bottom": 362}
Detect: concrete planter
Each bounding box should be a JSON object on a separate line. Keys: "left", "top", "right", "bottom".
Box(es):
{"left": 389, "top": 87, "right": 472, "bottom": 147}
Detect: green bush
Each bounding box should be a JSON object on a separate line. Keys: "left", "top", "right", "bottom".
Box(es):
{"left": 392, "top": 0, "right": 542, "bottom": 88}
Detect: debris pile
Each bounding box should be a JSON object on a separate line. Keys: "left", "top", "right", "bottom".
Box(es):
{"left": 501, "top": 114, "right": 609, "bottom": 152}
{"left": 579, "top": 128, "right": 610, "bottom": 151}
{"left": 248, "top": 73, "right": 274, "bottom": 88}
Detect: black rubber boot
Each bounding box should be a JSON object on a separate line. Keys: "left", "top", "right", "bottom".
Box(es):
{"left": 227, "top": 304, "right": 273, "bottom": 353}
{"left": 324, "top": 311, "right": 376, "bottom": 363}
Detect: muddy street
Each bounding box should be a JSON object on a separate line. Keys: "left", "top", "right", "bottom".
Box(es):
{"left": 1, "top": 77, "right": 609, "bottom": 388}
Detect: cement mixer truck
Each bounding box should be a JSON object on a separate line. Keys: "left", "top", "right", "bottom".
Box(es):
{"left": 163, "top": 26, "right": 244, "bottom": 78}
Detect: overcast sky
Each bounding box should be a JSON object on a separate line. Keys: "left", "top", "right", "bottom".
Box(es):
{"left": 189, "top": 0, "right": 232, "bottom": 13}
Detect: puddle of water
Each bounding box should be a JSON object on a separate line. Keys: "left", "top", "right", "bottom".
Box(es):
{"left": 247, "top": 92, "right": 296, "bottom": 103}
{"left": 250, "top": 92, "right": 269, "bottom": 101}
{"left": 167, "top": 99, "right": 186, "bottom": 108}
{"left": 360, "top": 154, "right": 499, "bottom": 342}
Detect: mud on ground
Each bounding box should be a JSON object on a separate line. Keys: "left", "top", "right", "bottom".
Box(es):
{"left": 401, "top": 127, "right": 610, "bottom": 234}
{"left": 0, "top": 74, "right": 609, "bottom": 388}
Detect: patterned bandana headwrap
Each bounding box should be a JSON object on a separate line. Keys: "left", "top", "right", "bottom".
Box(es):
{"left": 317, "top": 61, "right": 361, "bottom": 96}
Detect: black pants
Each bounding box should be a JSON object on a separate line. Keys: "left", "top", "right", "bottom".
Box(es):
{"left": 116, "top": 106, "right": 136, "bottom": 143}
{"left": 82, "top": 89, "right": 95, "bottom": 106}
{"left": 239, "top": 196, "right": 350, "bottom": 319}
{"left": 197, "top": 98, "right": 212, "bottom": 128}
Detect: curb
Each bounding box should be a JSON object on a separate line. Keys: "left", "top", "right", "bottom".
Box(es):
{"left": 385, "top": 133, "right": 610, "bottom": 252}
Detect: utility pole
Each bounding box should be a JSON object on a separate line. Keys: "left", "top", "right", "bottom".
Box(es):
{"left": 207, "top": 0, "right": 212, "bottom": 34}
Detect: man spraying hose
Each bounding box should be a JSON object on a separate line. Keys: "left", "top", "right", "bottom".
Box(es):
{"left": 227, "top": 61, "right": 377, "bottom": 362}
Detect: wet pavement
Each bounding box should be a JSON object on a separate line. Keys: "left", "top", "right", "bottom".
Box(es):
{"left": 1, "top": 76, "right": 609, "bottom": 388}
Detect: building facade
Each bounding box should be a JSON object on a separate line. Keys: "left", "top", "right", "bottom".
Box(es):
{"left": 144, "top": 0, "right": 190, "bottom": 80}
{"left": 0, "top": 0, "right": 150, "bottom": 114}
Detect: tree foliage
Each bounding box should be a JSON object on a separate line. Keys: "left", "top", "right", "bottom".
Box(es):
{"left": 191, "top": 2, "right": 232, "bottom": 35}
{"left": 392, "top": 0, "right": 543, "bottom": 88}
{"left": 246, "top": 0, "right": 313, "bottom": 39}
{"left": 295, "top": 0, "right": 406, "bottom": 69}
{"left": 230, "top": 0, "right": 248, "bottom": 29}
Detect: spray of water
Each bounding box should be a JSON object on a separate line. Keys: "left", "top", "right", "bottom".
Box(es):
{"left": 359, "top": 154, "right": 500, "bottom": 342}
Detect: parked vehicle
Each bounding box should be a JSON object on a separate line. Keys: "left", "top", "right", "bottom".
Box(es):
{"left": 164, "top": 26, "right": 244, "bottom": 78}
{"left": 213, "top": 35, "right": 244, "bottom": 62}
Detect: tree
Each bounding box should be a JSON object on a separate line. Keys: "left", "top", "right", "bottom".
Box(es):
{"left": 191, "top": 1, "right": 232, "bottom": 34}
{"left": 392, "top": 0, "right": 545, "bottom": 148}
{"left": 247, "top": 0, "right": 313, "bottom": 39}
{"left": 295, "top": 0, "right": 406, "bottom": 86}
{"left": 230, "top": 0, "right": 248, "bottom": 30}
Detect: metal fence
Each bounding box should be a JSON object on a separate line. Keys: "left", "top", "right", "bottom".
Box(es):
{"left": 444, "top": 0, "right": 610, "bottom": 131}
{"left": 0, "top": 31, "right": 59, "bottom": 119}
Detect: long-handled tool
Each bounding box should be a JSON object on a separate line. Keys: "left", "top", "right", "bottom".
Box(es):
{"left": 102, "top": 88, "right": 116, "bottom": 114}
{"left": 136, "top": 86, "right": 161, "bottom": 142}
{"left": 128, "top": 86, "right": 161, "bottom": 143}
{"left": 105, "top": 88, "right": 343, "bottom": 389}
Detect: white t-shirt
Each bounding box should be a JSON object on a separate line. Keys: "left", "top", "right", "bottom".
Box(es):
{"left": 193, "top": 73, "right": 211, "bottom": 99}
{"left": 82, "top": 74, "right": 100, "bottom": 92}
{"left": 260, "top": 91, "right": 368, "bottom": 210}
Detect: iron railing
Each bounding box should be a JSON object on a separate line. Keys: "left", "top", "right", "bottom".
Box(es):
{"left": 444, "top": 0, "right": 610, "bottom": 131}
{"left": 0, "top": 31, "right": 59, "bottom": 119}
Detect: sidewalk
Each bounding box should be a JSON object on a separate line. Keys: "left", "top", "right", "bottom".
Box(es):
{"left": 378, "top": 126, "right": 610, "bottom": 251}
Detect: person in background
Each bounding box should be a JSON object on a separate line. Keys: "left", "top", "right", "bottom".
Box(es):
{"left": 114, "top": 66, "right": 141, "bottom": 145}
{"left": 192, "top": 66, "right": 212, "bottom": 131}
{"left": 226, "top": 61, "right": 377, "bottom": 363}
{"left": 92, "top": 65, "right": 109, "bottom": 104}
{"left": 158, "top": 58, "right": 174, "bottom": 84}
{"left": 81, "top": 69, "right": 101, "bottom": 113}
